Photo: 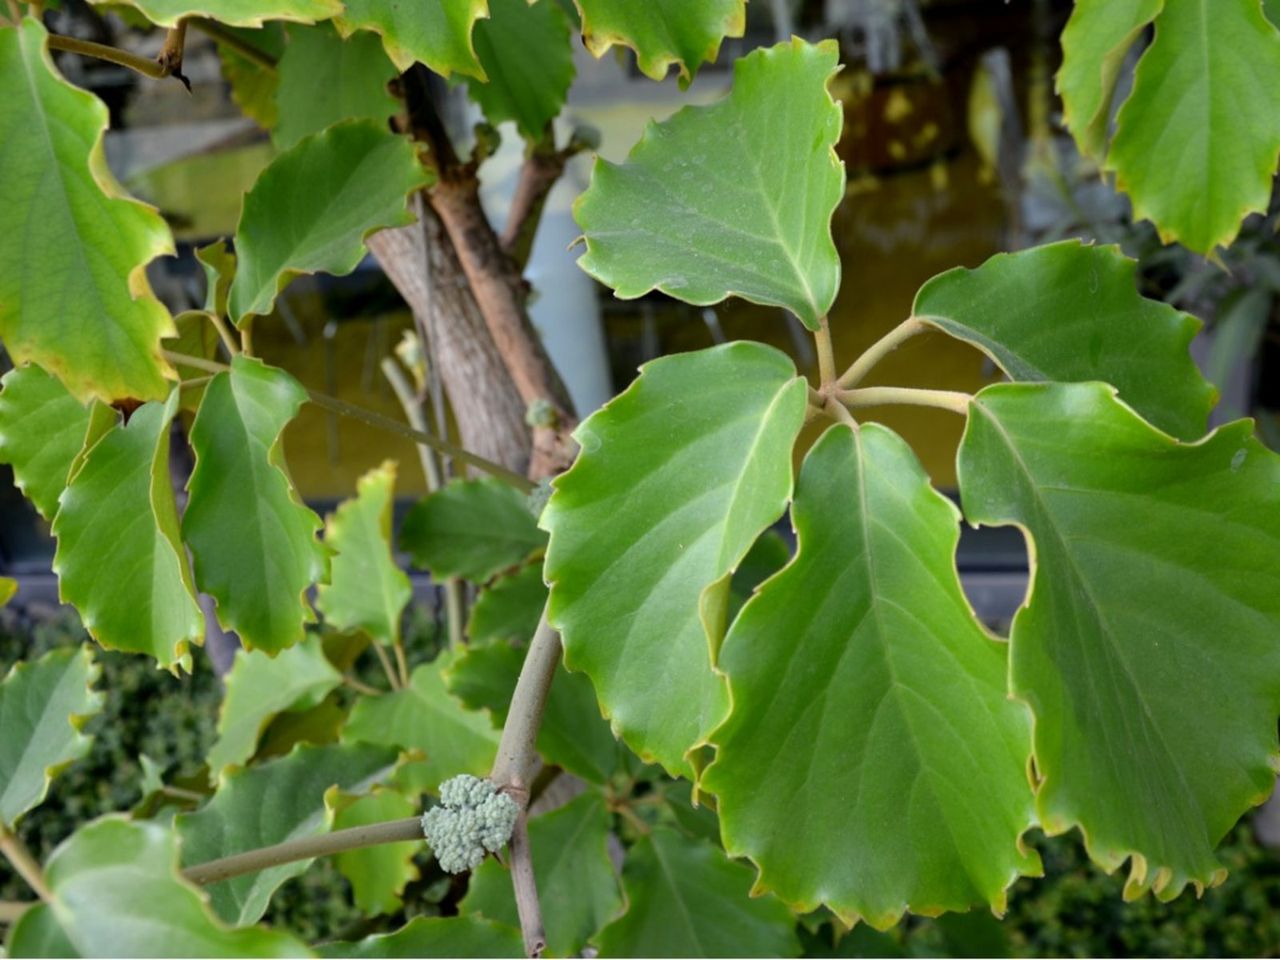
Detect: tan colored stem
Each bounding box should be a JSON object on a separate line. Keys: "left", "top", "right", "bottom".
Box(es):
{"left": 837, "top": 316, "right": 926, "bottom": 389}
{"left": 0, "top": 900, "right": 33, "bottom": 924}
{"left": 835, "top": 386, "right": 972, "bottom": 416}
{"left": 0, "top": 829, "right": 51, "bottom": 903}
{"left": 46, "top": 33, "right": 170, "bottom": 79}
{"left": 815, "top": 316, "right": 836, "bottom": 386}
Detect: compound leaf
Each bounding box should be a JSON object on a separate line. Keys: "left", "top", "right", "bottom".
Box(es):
{"left": 40, "top": 818, "right": 308, "bottom": 957}
{"left": 0, "top": 19, "right": 174, "bottom": 404}
{"left": 574, "top": 0, "right": 744, "bottom": 85}
{"left": 0, "top": 646, "right": 103, "bottom": 829}
{"left": 318, "top": 915, "right": 523, "bottom": 958}
{"left": 207, "top": 636, "right": 343, "bottom": 776}
{"left": 343, "top": 661, "right": 500, "bottom": 794}
{"left": 52, "top": 396, "right": 204, "bottom": 669}
{"left": 227, "top": 119, "right": 428, "bottom": 323}
{"left": 0, "top": 365, "right": 91, "bottom": 521}
{"left": 913, "top": 241, "right": 1215, "bottom": 441}
{"left": 542, "top": 342, "right": 806, "bottom": 777}
{"left": 336, "top": 0, "right": 489, "bottom": 77}
{"left": 184, "top": 356, "right": 327, "bottom": 654}
{"left": 468, "top": 0, "right": 574, "bottom": 140}
{"left": 575, "top": 39, "right": 843, "bottom": 331}
{"left": 177, "top": 742, "right": 398, "bottom": 926}
{"left": 401, "top": 477, "right": 545, "bottom": 583}
{"left": 317, "top": 461, "right": 412, "bottom": 648}
{"left": 462, "top": 791, "right": 621, "bottom": 957}
{"left": 91, "top": 0, "right": 340, "bottom": 28}
{"left": 274, "top": 23, "right": 399, "bottom": 150}
{"left": 1107, "top": 0, "right": 1280, "bottom": 251}
{"left": 958, "top": 381, "right": 1280, "bottom": 899}
{"left": 333, "top": 788, "right": 420, "bottom": 917}
{"left": 593, "top": 827, "right": 799, "bottom": 958}
{"left": 703, "top": 425, "right": 1038, "bottom": 929}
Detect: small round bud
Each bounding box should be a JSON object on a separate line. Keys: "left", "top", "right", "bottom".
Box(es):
{"left": 421, "top": 775, "right": 519, "bottom": 874}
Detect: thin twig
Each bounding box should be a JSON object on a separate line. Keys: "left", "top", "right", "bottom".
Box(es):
{"left": 372, "top": 643, "right": 402, "bottom": 690}
{"left": 489, "top": 610, "right": 561, "bottom": 957}
{"left": 343, "top": 674, "right": 383, "bottom": 697}
{"left": 0, "top": 900, "right": 33, "bottom": 924}
{"left": 190, "top": 17, "right": 277, "bottom": 70}
{"left": 46, "top": 33, "right": 171, "bottom": 79}
{"left": 183, "top": 818, "right": 424, "bottom": 886}
{"left": 837, "top": 316, "right": 926, "bottom": 389}
{"left": 824, "top": 396, "right": 858, "bottom": 428}
{"left": 155, "top": 18, "right": 188, "bottom": 81}
{"left": 209, "top": 312, "right": 240, "bottom": 357}
{"left": 160, "top": 350, "right": 534, "bottom": 492}
{"left": 0, "top": 829, "right": 52, "bottom": 903}
{"left": 392, "top": 641, "right": 410, "bottom": 689}
{"left": 836, "top": 386, "right": 972, "bottom": 416}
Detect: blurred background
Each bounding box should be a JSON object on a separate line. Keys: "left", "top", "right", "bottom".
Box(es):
{"left": 2, "top": 1, "right": 1279, "bottom": 954}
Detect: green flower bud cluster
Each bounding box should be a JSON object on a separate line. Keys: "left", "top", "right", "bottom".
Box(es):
{"left": 421, "top": 775, "right": 519, "bottom": 874}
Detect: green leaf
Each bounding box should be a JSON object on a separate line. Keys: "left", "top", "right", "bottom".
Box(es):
{"left": 52, "top": 396, "right": 204, "bottom": 668}
{"left": 703, "top": 425, "right": 1038, "bottom": 929}
{"left": 401, "top": 477, "right": 546, "bottom": 583}
{"left": 462, "top": 791, "right": 621, "bottom": 957}
{"left": 333, "top": 788, "right": 420, "bottom": 917}
{"left": 913, "top": 241, "right": 1215, "bottom": 441}
{"left": 0, "top": 577, "right": 14, "bottom": 607}
{"left": 177, "top": 742, "right": 399, "bottom": 925}
{"left": 468, "top": 0, "right": 574, "bottom": 140}
{"left": 197, "top": 240, "right": 237, "bottom": 319}
{"left": 958, "top": 381, "right": 1280, "bottom": 899}
{"left": 1056, "top": 0, "right": 1161, "bottom": 160}
{"left": 467, "top": 562, "right": 547, "bottom": 645}
{"left": 593, "top": 827, "right": 799, "bottom": 957}
{"left": 227, "top": 119, "right": 428, "bottom": 323}
{"left": 1207, "top": 286, "right": 1272, "bottom": 420}
{"left": 1107, "top": 0, "right": 1280, "bottom": 251}
{"left": 728, "top": 528, "right": 790, "bottom": 620}
{"left": 0, "top": 646, "right": 103, "bottom": 829}
{"left": 318, "top": 915, "right": 524, "bottom": 958}
{"left": 207, "top": 636, "right": 343, "bottom": 776}
{"left": 274, "top": 23, "right": 399, "bottom": 150}
{"left": 215, "top": 24, "right": 286, "bottom": 130}
{"left": 343, "top": 661, "right": 500, "bottom": 794}
{"left": 317, "top": 461, "right": 412, "bottom": 648}
{"left": 93, "top": 0, "right": 340, "bottom": 28}
{"left": 41, "top": 817, "right": 308, "bottom": 956}
{"left": 6, "top": 903, "right": 79, "bottom": 958}
{"left": 542, "top": 342, "right": 807, "bottom": 776}
{"left": 0, "top": 365, "right": 91, "bottom": 520}
{"left": 336, "top": 0, "right": 489, "bottom": 77}
{"left": 445, "top": 639, "right": 621, "bottom": 784}
{"left": 574, "top": 0, "right": 744, "bottom": 85}
{"left": 184, "top": 356, "right": 328, "bottom": 654}
{"left": 0, "top": 19, "right": 174, "bottom": 404}
{"left": 574, "top": 38, "right": 843, "bottom": 330}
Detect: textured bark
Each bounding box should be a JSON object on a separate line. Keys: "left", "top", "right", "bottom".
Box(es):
{"left": 367, "top": 203, "right": 531, "bottom": 476}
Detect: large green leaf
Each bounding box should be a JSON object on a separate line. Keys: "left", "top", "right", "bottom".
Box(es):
{"left": 93, "top": 0, "right": 340, "bottom": 28}
{"left": 177, "top": 742, "right": 398, "bottom": 925}
{"left": 703, "top": 425, "right": 1038, "bottom": 928}
{"left": 444, "top": 638, "right": 621, "bottom": 785}
{"left": 1056, "top": 0, "right": 1161, "bottom": 160}
{"left": 216, "top": 24, "right": 286, "bottom": 131}
{"left": 401, "top": 477, "right": 546, "bottom": 583}
{"left": 467, "top": 562, "right": 547, "bottom": 646}
{"left": 542, "top": 342, "right": 807, "bottom": 776}
{"left": 227, "top": 119, "right": 428, "bottom": 323}
{"left": 317, "top": 461, "right": 412, "bottom": 647}
{"left": 0, "top": 365, "right": 91, "bottom": 520}
{"left": 0, "top": 646, "right": 102, "bottom": 829}
{"left": 336, "top": 0, "right": 489, "bottom": 77}
{"left": 207, "top": 637, "right": 342, "bottom": 776}
{"left": 574, "top": 0, "right": 744, "bottom": 85}
{"left": 0, "top": 19, "right": 174, "bottom": 404}
{"left": 42, "top": 817, "right": 308, "bottom": 956}
{"left": 913, "top": 241, "right": 1214, "bottom": 441}
{"left": 574, "top": 39, "right": 843, "bottom": 331}
{"left": 593, "top": 827, "right": 799, "bottom": 957}
{"left": 184, "top": 356, "right": 327, "bottom": 654}
{"left": 462, "top": 791, "right": 620, "bottom": 957}
{"left": 6, "top": 903, "right": 79, "bottom": 958}
{"left": 343, "top": 661, "right": 500, "bottom": 794}
{"left": 274, "top": 23, "right": 399, "bottom": 150}
{"left": 468, "top": 0, "right": 574, "bottom": 140}
{"left": 958, "top": 381, "right": 1280, "bottom": 899}
{"left": 318, "top": 916, "right": 523, "bottom": 958}
{"left": 1100, "top": 0, "right": 1280, "bottom": 251}
{"left": 333, "top": 788, "right": 420, "bottom": 917}
{"left": 52, "top": 396, "right": 204, "bottom": 669}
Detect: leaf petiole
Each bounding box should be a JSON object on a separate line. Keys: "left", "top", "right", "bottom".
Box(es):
{"left": 837, "top": 316, "right": 927, "bottom": 389}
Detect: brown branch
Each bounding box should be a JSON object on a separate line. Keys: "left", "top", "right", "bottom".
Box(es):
{"left": 501, "top": 139, "right": 569, "bottom": 273}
